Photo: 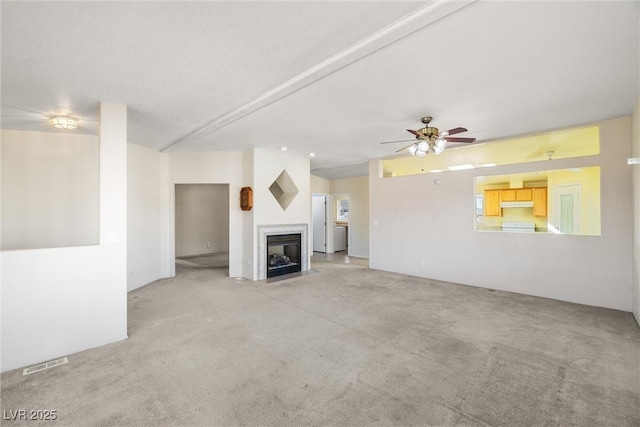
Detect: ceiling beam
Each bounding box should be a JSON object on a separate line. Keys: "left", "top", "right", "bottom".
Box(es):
{"left": 161, "top": 0, "right": 476, "bottom": 152}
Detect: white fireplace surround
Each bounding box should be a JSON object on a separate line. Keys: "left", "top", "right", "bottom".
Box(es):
{"left": 257, "top": 223, "right": 309, "bottom": 280}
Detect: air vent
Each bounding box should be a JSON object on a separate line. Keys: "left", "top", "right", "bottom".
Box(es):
{"left": 22, "top": 357, "right": 68, "bottom": 376}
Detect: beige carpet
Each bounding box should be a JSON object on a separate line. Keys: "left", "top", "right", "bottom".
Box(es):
{"left": 175, "top": 252, "right": 230, "bottom": 269}
{"left": 1, "top": 259, "right": 639, "bottom": 426}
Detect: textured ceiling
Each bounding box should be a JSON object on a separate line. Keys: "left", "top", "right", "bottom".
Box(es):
{"left": 2, "top": 1, "right": 638, "bottom": 179}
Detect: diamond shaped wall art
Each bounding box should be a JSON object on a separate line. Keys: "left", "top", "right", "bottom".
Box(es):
{"left": 269, "top": 169, "right": 299, "bottom": 211}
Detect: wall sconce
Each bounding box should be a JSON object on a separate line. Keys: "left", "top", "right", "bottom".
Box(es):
{"left": 240, "top": 187, "right": 253, "bottom": 211}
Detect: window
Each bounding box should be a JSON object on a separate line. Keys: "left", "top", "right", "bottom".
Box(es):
{"left": 337, "top": 199, "right": 349, "bottom": 221}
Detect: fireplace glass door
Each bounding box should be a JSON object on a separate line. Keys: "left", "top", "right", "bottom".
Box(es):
{"left": 266, "top": 233, "right": 302, "bottom": 278}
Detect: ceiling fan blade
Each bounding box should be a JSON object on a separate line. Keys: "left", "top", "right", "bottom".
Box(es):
{"left": 445, "top": 127, "right": 468, "bottom": 136}
{"left": 407, "top": 129, "right": 421, "bottom": 137}
{"left": 395, "top": 143, "right": 415, "bottom": 153}
{"left": 380, "top": 139, "right": 414, "bottom": 144}
{"left": 445, "top": 137, "right": 476, "bottom": 143}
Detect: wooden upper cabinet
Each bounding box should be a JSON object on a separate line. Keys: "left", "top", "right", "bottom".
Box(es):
{"left": 484, "top": 189, "right": 501, "bottom": 216}
{"left": 516, "top": 188, "right": 532, "bottom": 201}
{"left": 500, "top": 189, "right": 516, "bottom": 201}
{"left": 500, "top": 188, "right": 532, "bottom": 201}
{"left": 484, "top": 187, "right": 546, "bottom": 217}
{"left": 533, "top": 187, "right": 547, "bottom": 216}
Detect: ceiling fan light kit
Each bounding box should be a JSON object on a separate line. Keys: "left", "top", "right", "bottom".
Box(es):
{"left": 49, "top": 115, "right": 78, "bottom": 130}
{"left": 381, "top": 116, "right": 476, "bottom": 158}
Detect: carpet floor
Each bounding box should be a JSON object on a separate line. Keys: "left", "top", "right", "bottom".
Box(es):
{"left": 1, "top": 259, "right": 639, "bottom": 426}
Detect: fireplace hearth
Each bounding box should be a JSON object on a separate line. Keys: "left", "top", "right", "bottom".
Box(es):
{"left": 266, "top": 234, "right": 301, "bottom": 278}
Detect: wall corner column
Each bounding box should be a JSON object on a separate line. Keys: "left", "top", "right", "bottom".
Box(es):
{"left": 99, "top": 102, "right": 128, "bottom": 339}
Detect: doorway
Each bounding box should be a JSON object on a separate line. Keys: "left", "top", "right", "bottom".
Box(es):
{"left": 312, "top": 195, "right": 327, "bottom": 253}
{"left": 333, "top": 194, "right": 349, "bottom": 253}
{"left": 174, "top": 184, "right": 230, "bottom": 273}
{"left": 553, "top": 183, "right": 581, "bottom": 234}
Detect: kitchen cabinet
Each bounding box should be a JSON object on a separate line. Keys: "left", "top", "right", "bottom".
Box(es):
{"left": 500, "top": 189, "right": 516, "bottom": 201}
{"left": 533, "top": 187, "right": 547, "bottom": 216}
{"left": 516, "top": 188, "right": 532, "bottom": 201}
{"left": 484, "top": 187, "right": 546, "bottom": 218}
{"left": 484, "top": 189, "right": 501, "bottom": 216}
{"left": 500, "top": 188, "right": 532, "bottom": 201}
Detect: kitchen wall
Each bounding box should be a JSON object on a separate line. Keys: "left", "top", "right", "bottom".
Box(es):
{"left": 476, "top": 182, "right": 548, "bottom": 231}
{"left": 477, "top": 166, "right": 601, "bottom": 235}
{"left": 547, "top": 167, "right": 601, "bottom": 235}
{"left": 484, "top": 206, "right": 547, "bottom": 230}
{"left": 370, "top": 116, "right": 633, "bottom": 311}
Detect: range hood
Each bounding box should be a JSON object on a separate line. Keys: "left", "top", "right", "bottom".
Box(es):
{"left": 500, "top": 201, "right": 534, "bottom": 208}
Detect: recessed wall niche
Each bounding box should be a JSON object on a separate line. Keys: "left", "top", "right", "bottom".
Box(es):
{"left": 269, "top": 169, "right": 299, "bottom": 211}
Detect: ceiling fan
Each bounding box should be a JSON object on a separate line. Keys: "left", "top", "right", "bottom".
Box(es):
{"left": 381, "top": 116, "right": 476, "bottom": 157}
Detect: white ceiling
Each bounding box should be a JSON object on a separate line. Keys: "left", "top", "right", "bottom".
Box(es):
{"left": 2, "top": 1, "right": 638, "bottom": 179}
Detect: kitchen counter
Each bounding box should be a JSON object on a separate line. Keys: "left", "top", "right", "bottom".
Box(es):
{"left": 476, "top": 227, "right": 549, "bottom": 233}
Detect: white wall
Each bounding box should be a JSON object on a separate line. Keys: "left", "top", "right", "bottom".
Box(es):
{"left": 252, "top": 149, "right": 311, "bottom": 228}
{"left": 159, "top": 149, "right": 310, "bottom": 281}
{"left": 1, "top": 130, "right": 99, "bottom": 250}
{"left": 632, "top": 99, "right": 640, "bottom": 325}
{"left": 242, "top": 149, "right": 255, "bottom": 279}
{"left": 128, "top": 143, "right": 162, "bottom": 291}
{"left": 161, "top": 151, "right": 244, "bottom": 279}
{"left": 1, "top": 103, "right": 128, "bottom": 372}
{"left": 370, "top": 116, "right": 633, "bottom": 311}
{"left": 175, "top": 184, "right": 229, "bottom": 257}
{"left": 311, "top": 174, "right": 330, "bottom": 194}
{"left": 331, "top": 176, "right": 369, "bottom": 258}
{"left": 247, "top": 149, "right": 311, "bottom": 279}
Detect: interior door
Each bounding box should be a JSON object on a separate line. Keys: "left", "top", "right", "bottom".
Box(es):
{"left": 553, "top": 184, "right": 581, "bottom": 234}
{"left": 312, "top": 195, "right": 326, "bottom": 252}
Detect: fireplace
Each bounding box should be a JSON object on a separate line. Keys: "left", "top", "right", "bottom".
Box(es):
{"left": 266, "top": 233, "right": 301, "bottom": 278}
{"left": 257, "top": 224, "right": 309, "bottom": 280}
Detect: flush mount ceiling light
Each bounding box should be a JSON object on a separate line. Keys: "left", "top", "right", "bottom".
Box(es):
{"left": 49, "top": 115, "right": 78, "bottom": 130}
